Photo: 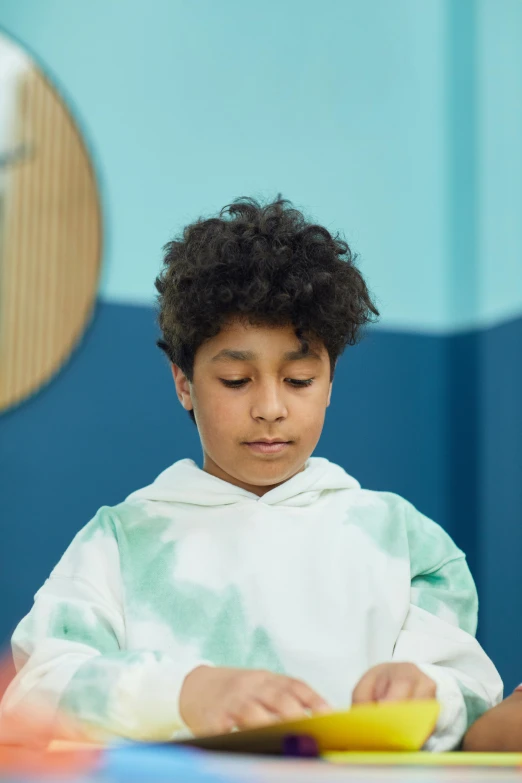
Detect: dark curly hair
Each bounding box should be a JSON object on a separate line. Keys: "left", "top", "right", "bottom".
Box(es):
{"left": 156, "top": 197, "right": 379, "bottom": 421}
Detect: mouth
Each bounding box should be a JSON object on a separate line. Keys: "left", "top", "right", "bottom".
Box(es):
{"left": 243, "top": 440, "right": 292, "bottom": 455}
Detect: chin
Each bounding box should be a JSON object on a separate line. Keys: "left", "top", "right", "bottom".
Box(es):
{"left": 238, "top": 461, "right": 300, "bottom": 487}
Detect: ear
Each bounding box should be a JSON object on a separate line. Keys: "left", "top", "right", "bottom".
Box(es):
{"left": 326, "top": 380, "right": 332, "bottom": 407}
{"left": 326, "top": 358, "right": 336, "bottom": 407}
{"left": 171, "top": 365, "right": 194, "bottom": 412}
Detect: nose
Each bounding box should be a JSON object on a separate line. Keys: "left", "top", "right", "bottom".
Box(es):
{"left": 251, "top": 380, "right": 288, "bottom": 422}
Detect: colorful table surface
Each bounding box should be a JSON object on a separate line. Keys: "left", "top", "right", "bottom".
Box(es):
{"left": 3, "top": 745, "right": 522, "bottom": 783}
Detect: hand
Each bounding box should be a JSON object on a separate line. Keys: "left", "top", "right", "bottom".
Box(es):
{"left": 179, "top": 666, "right": 331, "bottom": 736}
{"left": 352, "top": 662, "right": 437, "bottom": 705}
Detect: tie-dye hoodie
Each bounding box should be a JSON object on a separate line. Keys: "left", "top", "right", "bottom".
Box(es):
{"left": 2, "top": 457, "right": 502, "bottom": 748}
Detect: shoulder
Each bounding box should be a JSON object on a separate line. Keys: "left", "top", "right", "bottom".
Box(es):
{"left": 341, "top": 489, "right": 464, "bottom": 574}
{"left": 50, "top": 501, "right": 145, "bottom": 577}
{"left": 336, "top": 489, "right": 412, "bottom": 558}
{"left": 341, "top": 487, "right": 416, "bottom": 526}
{"left": 397, "top": 497, "right": 465, "bottom": 577}
{"left": 73, "top": 498, "right": 168, "bottom": 541}
{"left": 50, "top": 505, "right": 123, "bottom": 579}
{"left": 54, "top": 499, "right": 180, "bottom": 579}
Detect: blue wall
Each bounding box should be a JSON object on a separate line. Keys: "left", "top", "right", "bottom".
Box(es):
{"left": 2, "top": 303, "right": 521, "bottom": 690}
{"left": 0, "top": 304, "right": 453, "bottom": 644}
{"left": 1, "top": 0, "right": 522, "bottom": 692}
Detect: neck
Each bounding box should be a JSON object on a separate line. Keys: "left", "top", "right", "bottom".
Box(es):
{"left": 202, "top": 453, "right": 304, "bottom": 496}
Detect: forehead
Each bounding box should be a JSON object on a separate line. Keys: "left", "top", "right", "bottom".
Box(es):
{"left": 196, "top": 319, "right": 328, "bottom": 363}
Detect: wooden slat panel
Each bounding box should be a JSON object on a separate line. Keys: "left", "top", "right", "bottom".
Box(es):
{"left": 0, "top": 64, "right": 102, "bottom": 411}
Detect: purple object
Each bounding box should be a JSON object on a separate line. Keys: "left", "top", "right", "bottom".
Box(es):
{"left": 282, "top": 734, "right": 319, "bottom": 758}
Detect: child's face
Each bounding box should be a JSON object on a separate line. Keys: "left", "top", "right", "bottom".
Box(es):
{"left": 172, "top": 319, "right": 332, "bottom": 495}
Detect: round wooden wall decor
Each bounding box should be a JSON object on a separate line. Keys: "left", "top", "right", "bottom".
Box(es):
{"left": 0, "top": 32, "right": 102, "bottom": 413}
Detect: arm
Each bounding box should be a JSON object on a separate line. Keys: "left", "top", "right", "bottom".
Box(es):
{"left": 0, "top": 509, "right": 206, "bottom": 743}
{"left": 462, "top": 691, "right": 522, "bottom": 752}
{"left": 0, "top": 508, "right": 329, "bottom": 742}
{"left": 391, "top": 503, "right": 503, "bottom": 750}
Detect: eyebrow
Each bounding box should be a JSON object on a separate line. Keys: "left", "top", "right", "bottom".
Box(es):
{"left": 210, "top": 347, "right": 323, "bottom": 362}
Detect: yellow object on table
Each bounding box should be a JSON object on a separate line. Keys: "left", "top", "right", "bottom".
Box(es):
{"left": 186, "top": 699, "right": 440, "bottom": 753}
{"left": 325, "top": 751, "right": 522, "bottom": 767}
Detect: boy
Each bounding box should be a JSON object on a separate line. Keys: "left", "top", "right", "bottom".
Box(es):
{"left": 1, "top": 198, "right": 502, "bottom": 749}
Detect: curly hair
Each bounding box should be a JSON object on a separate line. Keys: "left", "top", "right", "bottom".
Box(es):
{"left": 156, "top": 197, "right": 379, "bottom": 420}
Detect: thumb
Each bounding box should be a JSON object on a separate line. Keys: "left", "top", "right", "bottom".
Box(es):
{"left": 352, "top": 668, "right": 380, "bottom": 704}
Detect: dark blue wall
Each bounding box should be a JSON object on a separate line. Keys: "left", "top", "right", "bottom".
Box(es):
{"left": 1, "top": 302, "right": 521, "bottom": 690}
{"left": 478, "top": 318, "right": 522, "bottom": 692}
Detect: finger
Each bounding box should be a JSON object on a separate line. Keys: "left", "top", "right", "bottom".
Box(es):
{"left": 413, "top": 677, "right": 437, "bottom": 700}
{"left": 235, "top": 700, "right": 280, "bottom": 731}
{"left": 379, "top": 677, "right": 415, "bottom": 702}
{"left": 203, "top": 712, "right": 237, "bottom": 737}
{"left": 352, "top": 669, "right": 380, "bottom": 704}
{"left": 287, "top": 678, "right": 331, "bottom": 714}
{"left": 259, "top": 687, "right": 309, "bottom": 721}
{"left": 373, "top": 672, "right": 392, "bottom": 701}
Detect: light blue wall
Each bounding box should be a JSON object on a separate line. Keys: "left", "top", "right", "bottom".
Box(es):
{"left": 477, "top": 0, "right": 522, "bottom": 326}
{"left": 3, "top": 0, "right": 520, "bottom": 330}
{"left": 1, "top": 0, "right": 451, "bottom": 328}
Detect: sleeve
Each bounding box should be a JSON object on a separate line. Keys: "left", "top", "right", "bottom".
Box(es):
{"left": 0, "top": 508, "right": 207, "bottom": 744}
{"left": 392, "top": 502, "right": 503, "bottom": 751}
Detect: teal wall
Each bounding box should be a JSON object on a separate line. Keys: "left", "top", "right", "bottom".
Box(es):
{"left": 477, "top": 0, "right": 522, "bottom": 326}
{"left": 1, "top": 0, "right": 522, "bottom": 692}
{"left": 3, "top": 0, "right": 521, "bottom": 328}
{"left": 2, "top": 0, "right": 521, "bottom": 330}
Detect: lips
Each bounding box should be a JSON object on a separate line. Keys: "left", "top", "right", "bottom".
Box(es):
{"left": 243, "top": 440, "right": 291, "bottom": 455}
{"left": 248, "top": 440, "right": 288, "bottom": 444}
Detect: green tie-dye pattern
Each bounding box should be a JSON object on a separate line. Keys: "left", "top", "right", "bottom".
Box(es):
{"left": 411, "top": 558, "right": 477, "bottom": 635}
{"left": 405, "top": 502, "right": 465, "bottom": 580}
{"left": 458, "top": 681, "right": 491, "bottom": 729}
{"left": 61, "top": 651, "right": 160, "bottom": 728}
{"left": 115, "top": 505, "right": 284, "bottom": 672}
{"left": 246, "top": 627, "right": 284, "bottom": 670}
{"left": 342, "top": 498, "right": 406, "bottom": 559}
{"left": 61, "top": 660, "right": 112, "bottom": 724}
{"left": 405, "top": 502, "right": 479, "bottom": 634}
{"left": 73, "top": 508, "right": 116, "bottom": 545}
{"left": 46, "top": 600, "right": 120, "bottom": 652}
{"left": 342, "top": 495, "right": 478, "bottom": 635}
{"left": 342, "top": 493, "right": 464, "bottom": 570}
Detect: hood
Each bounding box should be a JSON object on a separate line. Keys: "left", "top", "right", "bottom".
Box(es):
{"left": 126, "top": 457, "right": 360, "bottom": 509}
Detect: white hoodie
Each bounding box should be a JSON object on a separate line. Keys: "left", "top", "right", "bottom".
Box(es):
{"left": 2, "top": 458, "right": 502, "bottom": 748}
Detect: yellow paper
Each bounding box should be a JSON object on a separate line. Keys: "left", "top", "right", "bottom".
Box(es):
{"left": 187, "top": 699, "right": 440, "bottom": 753}
{"left": 325, "top": 751, "right": 522, "bottom": 767}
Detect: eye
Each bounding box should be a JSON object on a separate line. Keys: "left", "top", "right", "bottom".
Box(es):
{"left": 220, "top": 378, "right": 315, "bottom": 389}
{"left": 220, "top": 378, "right": 249, "bottom": 388}
{"left": 286, "top": 378, "right": 314, "bottom": 387}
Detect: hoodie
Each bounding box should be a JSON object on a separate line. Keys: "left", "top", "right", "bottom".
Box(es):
{"left": 1, "top": 457, "right": 502, "bottom": 748}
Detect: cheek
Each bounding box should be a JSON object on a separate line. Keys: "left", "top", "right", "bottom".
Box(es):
{"left": 300, "top": 406, "right": 327, "bottom": 436}
{"left": 195, "top": 387, "right": 242, "bottom": 431}
{"left": 299, "top": 384, "right": 330, "bottom": 415}
{"left": 302, "top": 392, "right": 330, "bottom": 431}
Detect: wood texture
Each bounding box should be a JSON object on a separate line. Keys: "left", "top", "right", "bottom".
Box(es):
{"left": 0, "top": 65, "right": 101, "bottom": 411}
